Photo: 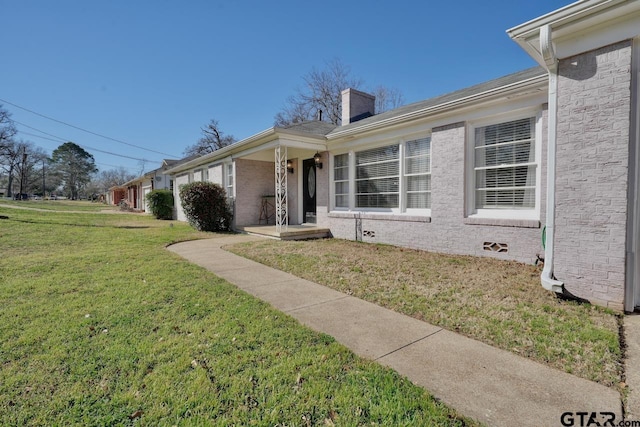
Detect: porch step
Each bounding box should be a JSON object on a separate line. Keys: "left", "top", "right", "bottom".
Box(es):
{"left": 236, "top": 225, "right": 331, "bottom": 241}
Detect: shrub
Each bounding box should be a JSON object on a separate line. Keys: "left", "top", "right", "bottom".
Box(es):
{"left": 179, "top": 182, "right": 232, "bottom": 231}
{"left": 145, "top": 189, "right": 174, "bottom": 220}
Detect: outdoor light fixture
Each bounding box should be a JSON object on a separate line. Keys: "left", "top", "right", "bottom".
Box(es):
{"left": 286, "top": 159, "right": 294, "bottom": 174}
{"left": 313, "top": 152, "right": 323, "bottom": 169}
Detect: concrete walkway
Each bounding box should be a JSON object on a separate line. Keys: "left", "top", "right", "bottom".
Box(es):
{"left": 626, "top": 314, "right": 640, "bottom": 420}
{"left": 168, "top": 235, "right": 625, "bottom": 427}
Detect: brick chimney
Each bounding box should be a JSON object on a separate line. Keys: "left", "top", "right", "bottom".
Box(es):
{"left": 341, "top": 88, "right": 375, "bottom": 125}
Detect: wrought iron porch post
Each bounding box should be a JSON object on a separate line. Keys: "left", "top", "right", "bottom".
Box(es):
{"left": 275, "top": 146, "right": 288, "bottom": 232}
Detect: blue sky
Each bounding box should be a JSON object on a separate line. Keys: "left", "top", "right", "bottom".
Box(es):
{"left": 0, "top": 0, "right": 570, "bottom": 174}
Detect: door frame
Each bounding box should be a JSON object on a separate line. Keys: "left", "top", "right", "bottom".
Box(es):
{"left": 302, "top": 158, "right": 317, "bottom": 224}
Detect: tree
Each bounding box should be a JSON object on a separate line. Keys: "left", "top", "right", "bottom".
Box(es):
{"left": 1, "top": 140, "right": 27, "bottom": 197}
{"left": 93, "top": 167, "right": 137, "bottom": 192}
{"left": 183, "top": 119, "right": 236, "bottom": 157}
{"left": 274, "top": 59, "right": 404, "bottom": 127}
{"left": 83, "top": 167, "right": 136, "bottom": 200}
{"left": 0, "top": 105, "right": 17, "bottom": 152}
{"left": 16, "top": 143, "right": 48, "bottom": 197}
{"left": 50, "top": 142, "right": 98, "bottom": 200}
{"left": 372, "top": 86, "right": 405, "bottom": 117}
{"left": 0, "top": 140, "right": 22, "bottom": 197}
{"left": 0, "top": 140, "right": 49, "bottom": 197}
{"left": 275, "top": 59, "right": 361, "bottom": 127}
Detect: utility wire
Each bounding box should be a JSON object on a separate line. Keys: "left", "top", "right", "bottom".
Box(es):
{"left": 17, "top": 130, "right": 64, "bottom": 144}
{"left": 14, "top": 140, "right": 139, "bottom": 171}
{"left": 0, "top": 97, "right": 180, "bottom": 158}
{"left": 15, "top": 122, "right": 161, "bottom": 163}
{"left": 95, "top": 162, "right": 140, "bottom": 171}
{"left": 14, "top": 121, "right": 66, "bottom": 141}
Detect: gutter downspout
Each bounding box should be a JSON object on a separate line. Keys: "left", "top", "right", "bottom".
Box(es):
{"left": 540, "top": 24, "right": 565, "bottom": 293}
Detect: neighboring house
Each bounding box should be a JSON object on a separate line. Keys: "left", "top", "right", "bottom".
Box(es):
{"left": 112, "top": 159, "right": 180, "bottom": 211}
{"left": 166, "top": 0, "right": 640, "bottom": 312}
{"left": 106, "top": 186, "right": 126, "bottom": 206}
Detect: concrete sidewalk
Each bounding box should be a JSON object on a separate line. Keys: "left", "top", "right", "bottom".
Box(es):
{"left": 168, "top": 235, "right": 624, "bottom": 427}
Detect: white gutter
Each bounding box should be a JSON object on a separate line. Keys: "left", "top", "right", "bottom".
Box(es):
{"left": 328, "top": 74, "right": 547, "bottom": 140}
{"left": 539, "top": 24, "right": 564, "bottom": 293}
{"left": 165, "top": 127, "right": 328, "bottom": 175}
{"left": 165, "top": 128, "right": 279, "bottom": 175}
{"left": 507, "top": 0, "right": 638, "bottom": 68}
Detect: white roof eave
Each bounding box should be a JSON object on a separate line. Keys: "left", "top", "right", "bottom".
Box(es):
{"left": 165, "top": 127, "right": 328, "bottom": 175}
{"left": 507, "top": 0, "right": 640, "bottom": 66}
{"left": 327, "top": 74, "right": 548, "bottom": 141}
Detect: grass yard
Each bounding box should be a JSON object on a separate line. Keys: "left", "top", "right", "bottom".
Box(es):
{"left": 227, "top": 238, "right": 624, "bottom": 389}
{"left": 0, "top": 207, "right": 477, "bottom": 426}
{"left": 0, "top": 198, "right": 117, "bottom": 212}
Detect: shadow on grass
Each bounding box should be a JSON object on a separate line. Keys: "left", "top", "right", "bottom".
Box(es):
{"left": 6, "top": 217, "right": 151, "bottom": 229}
{"left": 557, "top": 287, "right": 592, "bottom": 305}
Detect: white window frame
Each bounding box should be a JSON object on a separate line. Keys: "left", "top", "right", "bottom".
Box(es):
{"left": 355, "top": 144, "right": 401, "bottom": 211}
{"left": 466, "top": 109, "right": 542, "bottom": 220}
{"left": 225, "top": 162, "right": 234, "bottom": 199}
{"left": 403, "top": 136, "right": 432, "bottom": 213}
{"left": 330, "top": 134, "right": 431, "bottom": 216}
{"left": 333, "top": 153, "right": 350, "bottom": 208}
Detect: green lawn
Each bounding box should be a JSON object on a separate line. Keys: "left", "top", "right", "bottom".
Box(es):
{"left": 228, "top": 239, "right": 624, "bottom": 389}
{"left": 0, "top": 198, "right": 117, "bottom": 212}
{"left": 0, "top": 207, "right": 477, "bottom": 426}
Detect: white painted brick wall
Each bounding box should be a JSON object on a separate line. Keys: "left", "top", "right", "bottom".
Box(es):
{"left": 554, "top": 41, "right": 633, "bottom": 310}
{"left": 319, "top": 111, "right": 549, "bottom": 265}
{"left": 208, "top": 165, "right": 223, "bottom": 186}
{"left": 173, "top": 174, "right": 189, "bottom": 222}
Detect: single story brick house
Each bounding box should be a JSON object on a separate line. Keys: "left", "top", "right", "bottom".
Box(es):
{"left": 166, "top": 0, "right": 640, "bottom": 312}
{"left": 107, "top": 159, "right": 182, "bottom": 211}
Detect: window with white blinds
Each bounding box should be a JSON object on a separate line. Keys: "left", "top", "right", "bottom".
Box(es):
{"left": 333, "top": 136, "right": 431, "bottom": 212}
{"left": 474, "top": 117, "right": 536, "bottom": 209}
{"left": 356, "top": 145, "right": 400, "bottom": 208}
{"left": 334, "top": 153, "right": 349, "bottom": 208}
{"left": 226, "top": 163, "right": 234, "bottom": 198}
{"left": 405, "top": 137, "right": 431, "bottom": 209}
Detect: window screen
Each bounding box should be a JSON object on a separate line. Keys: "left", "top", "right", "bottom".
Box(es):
{"left": 474, "top": 118, "right": 535, "bottom": 209}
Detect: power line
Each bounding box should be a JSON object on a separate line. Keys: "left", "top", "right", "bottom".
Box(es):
{"left": 5, "top": 137, "right": 136, "bottom": 170}
{"left": 14, "top": 122, "right": 162, "bottom": 163}
{"left": 95, "top": 162, "right": 140, "bottom": 171}
{"left": 0, "top": 97, "right": 180, "bottom": 158}
{"left": 14, "top": 121, "right": 66, "bottom": 141}
{"left": 16, "top": 130, "right": 64, "bottom": 144}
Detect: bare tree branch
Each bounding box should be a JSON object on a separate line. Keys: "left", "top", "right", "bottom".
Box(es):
{"left": 183, "top": 119, "right": 236, "bottom": 156}
{"left": 372, "top": 86, "right": 405, "bottom": 114}
{"left": 274, "top": 59, "right": 404, "bottom": 127}
{"left": 0, "top": 104, "right": 17, "bottom": 152}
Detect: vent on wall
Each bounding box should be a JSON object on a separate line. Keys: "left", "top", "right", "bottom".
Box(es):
{"left": 483, "top": 242, "right": 508, "bottom": 253}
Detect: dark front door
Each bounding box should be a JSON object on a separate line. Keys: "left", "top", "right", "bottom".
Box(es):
{"left": 303, "top": 158, "right": 317, "bottom": 223}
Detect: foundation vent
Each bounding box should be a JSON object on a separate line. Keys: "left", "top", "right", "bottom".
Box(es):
{"left": 483, "top": 242, "right": 508, "bottom": 253}
{"left": 363, "top": 230, "right": 375, "bottom": 238}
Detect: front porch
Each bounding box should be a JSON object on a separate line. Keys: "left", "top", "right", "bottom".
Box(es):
{"left": 237, "top": 224, "right": 331, "bottom": 240}
{"left": 232, "top": 129, "right": 329, "bottom": 230}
